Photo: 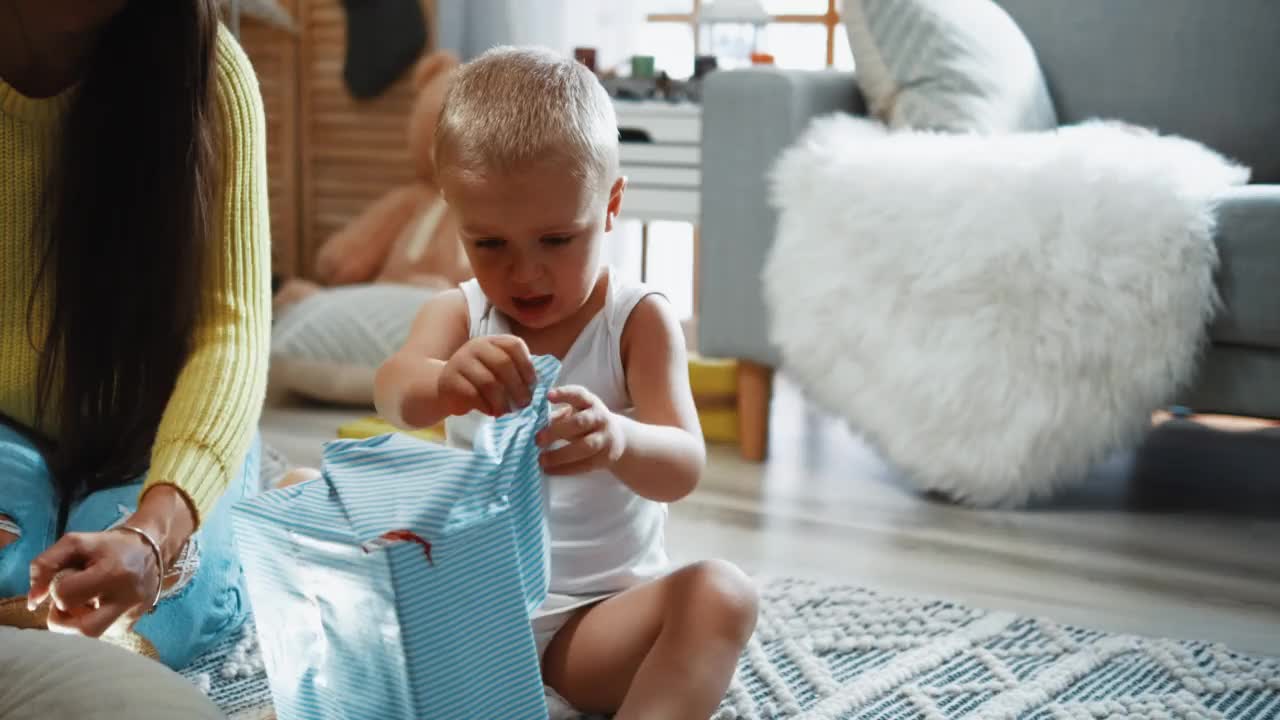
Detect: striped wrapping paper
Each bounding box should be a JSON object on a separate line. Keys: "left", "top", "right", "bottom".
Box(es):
{"left": 232, "top": 356, "right": 560, "bottom": 720}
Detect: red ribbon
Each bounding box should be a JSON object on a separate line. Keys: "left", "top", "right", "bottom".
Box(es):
{"left": 364, "top": 529, "right": 435, "bottom": 566}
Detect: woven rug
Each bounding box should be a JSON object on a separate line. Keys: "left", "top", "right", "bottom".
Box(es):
{"left": 180, "top": 576, "right": 1280, "bottom": 719}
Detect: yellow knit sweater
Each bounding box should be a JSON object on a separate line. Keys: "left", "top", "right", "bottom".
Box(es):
{"left": 0, "top": 26, "right": 270, "bottom": 526}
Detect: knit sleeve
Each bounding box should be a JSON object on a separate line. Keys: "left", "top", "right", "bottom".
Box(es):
{"left": 142, "top": 25, "right": 271, "bottom": 526}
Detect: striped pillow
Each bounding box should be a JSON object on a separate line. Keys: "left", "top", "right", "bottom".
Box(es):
{"left": 269, "top": 284, "right": 437, "bottom": 405}
{"left": 844, "top": 0, "right": 1057, "bottom": 133}
{"left": 272, "top": 283, "right": 436, "bottom": 368}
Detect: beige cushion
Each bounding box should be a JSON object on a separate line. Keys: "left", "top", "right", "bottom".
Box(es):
{"left": 0, "top": 628, "right": 223, "bottom": 720}
{"left": 270, "top": 283, "right": 436, "bottom": 405}
{"left": 844, "top": 0, "right": 1057, "bottom": 132}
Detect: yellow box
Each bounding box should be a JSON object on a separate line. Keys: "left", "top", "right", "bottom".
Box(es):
{"left": 688, "top": 355, "right": 738, "bottom": 397}
{"left": 688, "top": 354, "right": 739, "bottom": 445}
{"left": 337, "top": 416, "right": 444, "bottom": 443}
{"left": 698, "top": 406, "right": 739, "bottom": 444}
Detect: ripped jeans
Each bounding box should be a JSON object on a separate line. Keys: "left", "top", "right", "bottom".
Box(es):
{"left": 0, "top": 423, "right": 259, "bottom": 669}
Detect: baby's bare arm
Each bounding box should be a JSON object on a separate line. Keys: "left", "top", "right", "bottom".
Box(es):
{"left": 374, "top": 289, "right": 470, "bottom": 429}
{"left": 613, "top": 295, "right": 706, "bottom": 502}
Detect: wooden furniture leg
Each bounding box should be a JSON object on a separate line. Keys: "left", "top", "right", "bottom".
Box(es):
{"left": 737, "top": 361, "right": 773, "bottom": 462}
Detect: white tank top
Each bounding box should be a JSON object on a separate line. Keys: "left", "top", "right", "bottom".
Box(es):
{"left": 445, "top": 269, "right": 670, "bottom": 595}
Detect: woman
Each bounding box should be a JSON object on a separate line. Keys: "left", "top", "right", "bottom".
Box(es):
{"left": 0, "top": 0, "right": 270, "bottom": 673}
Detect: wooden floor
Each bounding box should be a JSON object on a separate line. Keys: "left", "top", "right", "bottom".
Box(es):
{"left": 261, "top": 375, "right": 1280, "bottom": 657}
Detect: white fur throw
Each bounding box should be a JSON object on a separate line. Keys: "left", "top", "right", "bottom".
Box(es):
{"left": 764, "top": 116, "right": 1249, "bottom": 506}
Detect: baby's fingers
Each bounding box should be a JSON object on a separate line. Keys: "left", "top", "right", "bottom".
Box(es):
{"left": 540, "top": 431, "right": 608, "bottom": 474}
{"left": 443, "top": 366, "right": 497, "bottom": 416}
{"left": 492, "top": 335, "right": 536, "bottom": 388}
{"left": 546, "top": 385, "right": 596, "bottom": 411}
{"left": 461, "top": 361, "right": 505, "bottom": 416}
{"left": 536, "top": 408, "right": 602, "bottom": 448}
{"left": 475, "top": 342, "right": 531, "bottom": 409}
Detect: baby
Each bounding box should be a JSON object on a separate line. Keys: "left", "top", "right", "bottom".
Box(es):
{"left": 374, "top": 47, "right": 759, "bottom": 718}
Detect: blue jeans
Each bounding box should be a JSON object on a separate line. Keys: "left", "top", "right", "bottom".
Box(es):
{"left": 0, "top": 424, "right": 259, "bottom": 669}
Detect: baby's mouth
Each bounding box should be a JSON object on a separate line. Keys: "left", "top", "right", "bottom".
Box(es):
{"left": 512, "top": 295, "right": 553, "bottom": 310}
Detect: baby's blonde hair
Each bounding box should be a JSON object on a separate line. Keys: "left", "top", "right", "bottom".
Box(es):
{"left": 435, "top": 46, "right": 620, "bottom": 188}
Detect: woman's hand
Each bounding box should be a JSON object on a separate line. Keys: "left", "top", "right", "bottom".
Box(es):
{"left": 26, "top": 485, "right": 194, "bottom": 637}
{"left": 536, "top": 386, "right": 626, "bottom": 475}
{"left": 27, "top": 529, "right": 161, "bottom": 637}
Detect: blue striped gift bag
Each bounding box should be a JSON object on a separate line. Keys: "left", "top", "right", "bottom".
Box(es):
{"left": 232, "top": 356, "right": 560, "bottom": 720}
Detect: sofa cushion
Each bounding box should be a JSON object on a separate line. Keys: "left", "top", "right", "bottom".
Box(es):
{"left": 998, "top": 0, "right": 1280, "bottom": 183}
{"left": 843, "top": 0, "right": 1057, "bottom": 133}
{"left": 1179, "top": 343, "right": 1280, "bottom": 420}
{"left": 1209, "top": 186, "right": 1280, "bottom": 351}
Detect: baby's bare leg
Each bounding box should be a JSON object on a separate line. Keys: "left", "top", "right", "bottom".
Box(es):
{"left": 542, "top": 559, "right": 758, "bottom": 719}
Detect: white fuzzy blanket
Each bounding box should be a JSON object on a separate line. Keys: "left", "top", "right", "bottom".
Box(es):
{"left": 764, "top": 117, "right": 1248, "bottom": 506}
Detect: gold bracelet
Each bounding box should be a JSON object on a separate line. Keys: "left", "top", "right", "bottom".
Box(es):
{"left": 115, "top": 525, "right": 165, "bottom": 613}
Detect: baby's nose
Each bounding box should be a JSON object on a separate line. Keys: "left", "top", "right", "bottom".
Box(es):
{"left": 510, "top": 254, "right": 541, "bottom": 283}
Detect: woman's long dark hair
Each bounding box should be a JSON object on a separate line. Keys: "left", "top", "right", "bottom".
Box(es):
{"left": 29, "top": 0, "right": 222, "bottom": 501}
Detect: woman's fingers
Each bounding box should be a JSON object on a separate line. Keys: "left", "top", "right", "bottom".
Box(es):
{"left": 47, "top": 599, "right": 130, "bottom": 639}
{"left": 48, "top": 564, "right": 113, "bottom": 613}
{"left": 28, "top": 534, "right": 92, "bottom": 610}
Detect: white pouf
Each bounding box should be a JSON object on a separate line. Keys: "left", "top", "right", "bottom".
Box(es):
{"left": 0, "top": 628, "right": 224, "bottom": 720}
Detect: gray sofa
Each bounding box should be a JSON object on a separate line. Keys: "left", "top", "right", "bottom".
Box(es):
{"left": 698, "top": 0, "right": 1280, "bottom": 458}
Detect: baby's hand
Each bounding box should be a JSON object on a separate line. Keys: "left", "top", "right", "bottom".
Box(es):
{"left": 536, "top": 386, "right": 625, "bottom": 475}
{"left": 437, "top": 335, "right": 535, "bottom": 417}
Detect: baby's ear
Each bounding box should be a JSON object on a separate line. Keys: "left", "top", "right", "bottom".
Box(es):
{"left": 605, "top": 176, "right": 627, "bottom": 232}
{"left": 413, "top": 51, "right": 461, "bottom": 90}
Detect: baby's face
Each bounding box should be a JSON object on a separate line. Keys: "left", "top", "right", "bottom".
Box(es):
{"left": 445, "top": 161, "right": 624, "bottom": 330}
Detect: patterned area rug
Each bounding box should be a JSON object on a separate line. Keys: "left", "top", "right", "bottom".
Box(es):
{"left": 181, "top": 575, "right": 1280, "bottom": 719}
{"left": 720, "top": 578, "right": 1279, "bottom": 719}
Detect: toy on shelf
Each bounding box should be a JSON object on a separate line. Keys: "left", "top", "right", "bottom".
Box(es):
{"left": 579, "top": 41, "right": 716, "bottom": 104}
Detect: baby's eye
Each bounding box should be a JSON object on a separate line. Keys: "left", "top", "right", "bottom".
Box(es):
{"left": 474, "top": 238, "right": 505, "bottom": 250}
{"left": 542, "top": 235, "right": 573, "bottom": 247}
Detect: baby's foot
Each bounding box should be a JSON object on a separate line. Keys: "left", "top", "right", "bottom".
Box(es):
{"left": 277, "top": 467, "right": 322, "bottom": 489}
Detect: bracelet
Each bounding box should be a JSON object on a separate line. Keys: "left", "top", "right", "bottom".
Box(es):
{"left": 115, "top": 525, "right": 165, "bottom": 613}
